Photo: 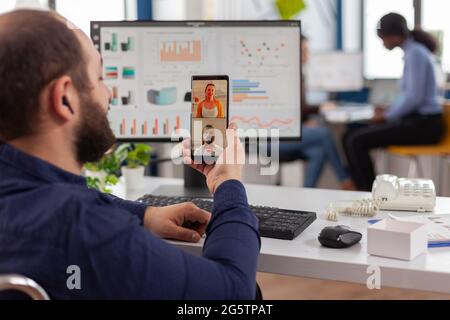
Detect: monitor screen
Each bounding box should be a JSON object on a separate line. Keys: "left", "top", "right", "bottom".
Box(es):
{"left": 91, "top": 21, "right": 302, "bottom": 141}
{"left": 305, "top": 51, "right": 364, "bottom": 92}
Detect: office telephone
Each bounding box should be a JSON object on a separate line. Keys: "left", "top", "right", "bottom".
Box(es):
{"left": 372, "top": 175, "right": 436, "bottom": 211}
{"left": 326, "top": 175, "right": 436, "bottom": 221}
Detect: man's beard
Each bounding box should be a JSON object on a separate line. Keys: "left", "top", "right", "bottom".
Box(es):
{"left": 74, "top": 93, "right": 116, "bottom": 164}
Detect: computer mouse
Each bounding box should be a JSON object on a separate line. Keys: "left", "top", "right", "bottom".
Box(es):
{"left": 318, "top": 225, "right": 362, "bottom": 249}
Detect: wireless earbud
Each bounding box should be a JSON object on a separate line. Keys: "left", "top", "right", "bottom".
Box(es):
{"left": 62, "top": 96, "right": 75, "bottom": 115}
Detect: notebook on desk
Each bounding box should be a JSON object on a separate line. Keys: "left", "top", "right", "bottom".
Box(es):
{"left": 322, "top": 103, "right": 374, "bottom": 124}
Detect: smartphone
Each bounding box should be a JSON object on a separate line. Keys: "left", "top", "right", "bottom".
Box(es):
{"left": 191, "top": 75, "right": 229, "bottom": 164}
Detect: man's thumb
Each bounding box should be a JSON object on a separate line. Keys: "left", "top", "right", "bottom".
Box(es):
{"left": 174, "top": 225, "right": 201, "bottom": 243}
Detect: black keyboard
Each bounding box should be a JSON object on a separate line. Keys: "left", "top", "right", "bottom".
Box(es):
{"left": 137, "top": 195, "right": 317, "bottom": 240}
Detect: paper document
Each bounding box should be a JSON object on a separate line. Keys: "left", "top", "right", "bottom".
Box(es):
{"left": 389, "top": 214, "right": 450, "bottom": 246}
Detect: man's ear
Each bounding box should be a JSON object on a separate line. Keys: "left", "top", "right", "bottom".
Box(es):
{"left": 50, "top": 76, "right": 77, "bottom": 121}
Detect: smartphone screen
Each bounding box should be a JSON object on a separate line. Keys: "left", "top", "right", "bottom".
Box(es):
{"left": 191, "top": 75, "right": 229, "bottom": 164}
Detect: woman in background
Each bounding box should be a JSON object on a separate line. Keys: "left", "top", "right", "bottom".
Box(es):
{"left": 343, "top": 13, "right": 444, "bottom": 191}
{"left": 279, "top": 35, "right": 355, "bottom": 189}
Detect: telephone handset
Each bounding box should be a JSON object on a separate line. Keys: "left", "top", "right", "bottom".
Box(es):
{"left": 372, "top": 174, "right": 436, "bottom": 212}
{"left": 326, "top": 175, "right": 436, "bottom": 222}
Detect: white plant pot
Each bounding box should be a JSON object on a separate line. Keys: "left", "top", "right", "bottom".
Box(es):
{"left": 108, "top": 176, "right": 127, "bottom": 199}
{"left": 84, "top": 169, "right": 126, "bottom": 198}
{"left": 84, "top": 169, "right": 106, "bottom": 181}
{"left": 122, "top": 166, "right": 145, "bottom": 190}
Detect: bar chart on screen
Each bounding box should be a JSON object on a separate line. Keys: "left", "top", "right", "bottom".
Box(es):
{"left": 105, "top": 66, "right": 118, "bottom": 80}
{"left": 117, "top": 116, "right": 182, "bottom": 137}
{"left": 104, "top": 32, "right": 118, "bottom": 52}
{"left": 102, "top": 31, "right": 136, "bottom": 53}
{"left": 93, "top": 21, "right": 302, "bottom": 140}
{"left": 232, "top": 79, "right": 269, "bottom": 103}
{"left": 159, "top": 40, "right": 202, "bottom": 62}
{"left": 110, "top": 87, "right": 135, "bottom": 106}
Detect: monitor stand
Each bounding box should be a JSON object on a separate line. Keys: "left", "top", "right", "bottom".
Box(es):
{"left": 152, "top": 166, "right": 212, "bottom": 198}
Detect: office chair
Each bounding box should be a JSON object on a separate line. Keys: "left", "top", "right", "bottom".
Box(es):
{"left": 276, "top": 152, "right": 307, "bottom": 187}
{"left": 255, "top": 282, "right": 263, "bottom": 300}
{"left": 0, "top": 273, "right": 260, "bottom": 300}
{"left": 246, "top": 145, "right": 307, "bottom": 187}
{"left": 386, "top": 103, "right": 450, "bottom": 195}
{"left": 0, "top": 274, "right": 50, "bottom": 300}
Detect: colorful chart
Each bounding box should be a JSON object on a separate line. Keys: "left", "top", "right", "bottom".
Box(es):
{"left": 121, "top": 90, "right": 135, "bottom": 106}
{"left": 232, "top": 79, "right": 269, "bottom": 103}
{"left": 229, "top": 115, "right": 294, "bottom": 129}
{"left": 105, "top": 66, "right": 118, "bottom": 79}
{"left": 160, "top": 40, "right": 201, "bottom": 62}
{"left": 95, "top": 23, "right": 301, "bottom": 139}
{"left": 120, "top": 37, "right": 134, "bottom": 52}
{"left": 236, "top": 37, "right": 287, "bottom": 66}
{"left": 110, "top": 87, "right": 135, "bottom": 106}
{"left": 111, "top": 86, "right": 119, "bottom": 106}
{"left": 122, "top": 67, "right": 136, "bottom": 79}
{"left": 118, "top": 116, "right": 181, "bottom": 136}
{"left": 104, "top": 33, "right": 118, "bottom": 52}
{"left": 104, "top": 33, "right": 134, "bottom": 52}
{"left": 147, "top": 87, "right": 177, "bottom": 105}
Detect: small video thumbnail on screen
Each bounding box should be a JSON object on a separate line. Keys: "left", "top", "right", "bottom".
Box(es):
{"left": 191, "top": 80, "right": 228, "bottom": 158}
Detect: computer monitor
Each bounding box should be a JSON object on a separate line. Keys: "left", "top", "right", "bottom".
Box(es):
{"left": 91, "top": 20, "right": 302, "bottom": 142}
{"left": 91, "top": 20, "right": 302, "bottom": 196}
{"left": 368, "top": 79, "right": 400, "bottom": 107}
{"left": 305, "top": 51, "right": 364, "bottom": 92}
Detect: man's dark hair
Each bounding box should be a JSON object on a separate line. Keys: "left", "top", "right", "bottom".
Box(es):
{"left": 0, "top": 9, "right": 90, "bottom": 141}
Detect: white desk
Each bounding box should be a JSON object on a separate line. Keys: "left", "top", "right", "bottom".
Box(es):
{"left": 322, "top": 104, "right": 374, "bottom": 124}
{"left": 127, "top": 177, "right": 450, "bottom": 294}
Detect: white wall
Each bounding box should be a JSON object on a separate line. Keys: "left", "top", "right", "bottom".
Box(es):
{"left": 342, "top": 0, "right": 361, "bottom": 51}
{"left": 152, "top": 0, "right": 186, "bottom": 20}
{"left": 299, "top": 0, "right": 337, "bottom": 52}
{"left": 152, "top": 0, "right": 338, "bottom": 52}
{"left": 125, "top": 0, "right": 137, "bottom": 20}
{"left": 15, "top": 0, "right": 48, "bottom": 9}
{"left": 210, "top": 0, "right": 337, "bottom": 52}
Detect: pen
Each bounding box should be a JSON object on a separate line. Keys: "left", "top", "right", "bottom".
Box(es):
{"left": 428, "top": 242, "right": 450, "bottom": 248}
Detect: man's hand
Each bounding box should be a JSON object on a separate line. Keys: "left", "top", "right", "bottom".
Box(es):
{"left": 183, "top": 123, "right": 244, "bottom": 194}
{"left": 304, "top": 118, "right": 320, "bottom": 128}
{"left": 143, "top": 203, "right": 211, "bottom": 243}
{"left": 319, "top": 101, "right": 337, "bottom": 114}
{"left": 370, "top": 107, "right": 386, "bottom": 124}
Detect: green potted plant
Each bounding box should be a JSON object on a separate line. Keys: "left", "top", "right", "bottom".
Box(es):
{"left": 120, "top": 143, "right": 152, "bottom": 190}
{"left": 83, "top": 145, "right": 127, "bottom": 197}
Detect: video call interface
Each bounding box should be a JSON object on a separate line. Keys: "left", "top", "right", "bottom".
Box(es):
{"left": 91, "top": 22, "right": 301, "bottom": 140}
{"left": 191, "top": 79, "right": 228, "bottom": 159}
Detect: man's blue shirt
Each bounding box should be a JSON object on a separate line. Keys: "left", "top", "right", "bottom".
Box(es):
{"left": 0, "top": 143, "right": 260, "bottom": 299}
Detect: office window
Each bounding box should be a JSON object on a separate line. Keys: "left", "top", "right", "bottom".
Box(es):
{"left": 363, "top": 0, "right": 414, "bottom": 79}
{"left": 422, "top": 0, "right": 450, "bottom": 73}
{"left": 1, "top": 0, "right": 49, "bottom": 13}
{"left": 0, "top": 0, "right": 18, "bottom": 13}
{"left": 152, "top": 0, "right": 186, "bottom": 20}
{"left": 55, "top": 0, "right": 126, "bottom": 36}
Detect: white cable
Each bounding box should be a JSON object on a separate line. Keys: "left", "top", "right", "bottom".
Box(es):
{"left": 326, "top": 198, "right": 384, "bottom": 222}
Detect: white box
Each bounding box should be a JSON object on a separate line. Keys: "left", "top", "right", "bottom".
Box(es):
{"left": 367, "top": 219, "right": 427, "bottom": 261}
